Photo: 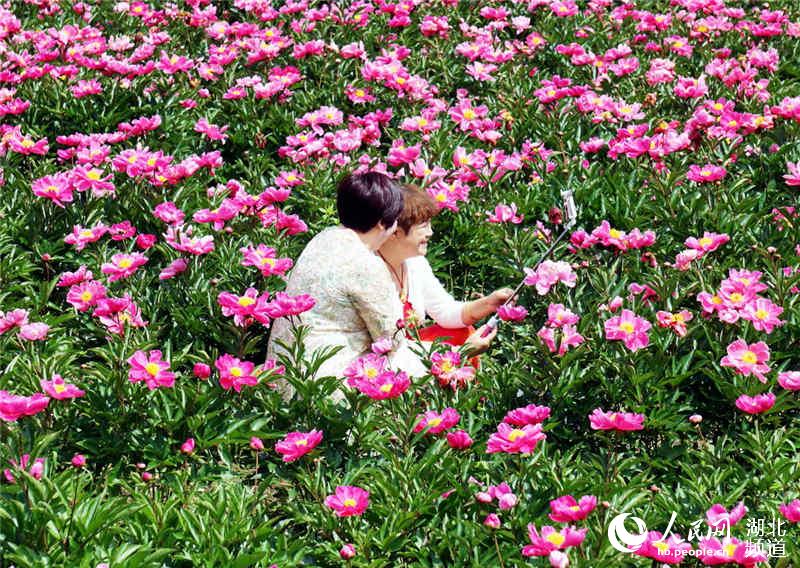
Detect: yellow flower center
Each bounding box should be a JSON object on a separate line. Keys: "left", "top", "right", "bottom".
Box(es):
{"left": 80, "top": 291, "right": 93, "bottom": 301}
{"left": 699, "top": 237, "right": 712, "bottom": 247}
{"left": 507, "top": 429, "right": 526, "bottom": 442}
{"left": 343, "top": 498, "right": 357, "bottom": 507}
{"left": 54, "top": 383, "right": 66, "bottom": 394}
{"left": 259, "top": 257, "right": 275, "bottom": 267}
{"left": 145, "top": 363, "right": 160, "bottom": 376}
{"left": 87, "top": 170, "right": 101, "bottom": 181}
{"left": 545, "top": 532, "right": 566, "bottom": 546}
{"left": 619, "top": 322, "right": 635, "bottom": 334}
{"left": 462, "top": 109, "right": 476, "bottom": 120}
{"left": 427, "top": 418, "right": 442, "bottom": 428}
{"left": 230, "top": 366, "right": 242, "bottom": 377}
{"left": 417, "top": 118, "right": 428, "bottom": 127}
{"left": 117, "top": 258, "right": 133, "bottom": 269}
{"left": 569, "top": 505, "right": 581, "bottom": 511}
{"left": 711, "top": 296, "right": 723, "bottom": 305}
{"left": 729, "top": 293, "right": 743, "bottom": 303}
{"left": 547, "top": 89, "right": 556, "bottom": 96}
{"left": 654, "top": 540, "right": 669, "bottom": 553}
{"left": 238, "top": 297, "right": 255, "bottom": 307}
{"left": 21, "top": 139, "right": 34, "bottom": 148}
{"left": 127, "top": 155, "right": 137, "bottom": 164}
{"left": 365, "top": 367, "right": 378, "bottom": 379}
{"left": 609, "top": 229, "right": 622, "bottom": 239}
{"left": 741, "top": 351, "right": 757, "bottom": 364}
{"left": 755, "top": 309, "right": 768, "bottom": 320}
{"left": 435, "top": 193, "right": 447, "bottom": 202}
{"left": 80, "top": 230, "right": 94, "bottom": 237}
{"left": 46, "top": 185, "right": 59, "bottom": 193}
{"left": 379, "top": 383, "right": 393, "bottom": 393}
{"left": 295, "top": 439, "right": 308, "bottom": 446}
{"left": 701, "top": 169, "right": 712, "bottom": 176}
{"left": 723, "top": 543, "right": 737, "bottom": 557}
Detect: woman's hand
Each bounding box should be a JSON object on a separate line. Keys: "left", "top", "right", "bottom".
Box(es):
{"left": 488, "top": 287, "right": 515, "bottom": 309}
{"left": 464, "top": 323, "right": 499, "bottom": 356}
{"left": 461, "top": 287, "right": 515, "bottom": 326}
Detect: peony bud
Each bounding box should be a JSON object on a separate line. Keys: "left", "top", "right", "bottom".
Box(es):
{"left": 340, "top": 543, "right": 356, "bottom": 559}
{"left": 193, "top": 363, "right": 211, "bottom": 380}
{"left": 250, "top": 437, "right": 264, "bottom": 451}
{"left": 71, "top": 454, "right": 86, "bottom": 468}
{"left": 484, "top": 513, "right": 501, "bottom": 529}
{"left": 180, "top": 438, "right": 195, "bottom": 454}
{"left": 689, "top": 414, "right": 703, "bottom": 424}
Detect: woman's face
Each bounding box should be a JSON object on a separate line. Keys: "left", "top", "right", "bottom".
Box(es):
{"left": 395, "top": 220, "right": 433, "bottom": 258}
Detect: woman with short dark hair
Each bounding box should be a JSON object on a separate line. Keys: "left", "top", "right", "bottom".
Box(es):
{"left": 267, "top": 171, "right": 407, "bottom": 402}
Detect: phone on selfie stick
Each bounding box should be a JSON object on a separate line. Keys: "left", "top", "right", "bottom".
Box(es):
{"left": 480, "top": 189, "right": 578, "bottom": 338}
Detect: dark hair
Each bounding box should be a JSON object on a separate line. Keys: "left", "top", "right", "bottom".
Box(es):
{"left": 397, "top": 184, "right": 439, "bottom": 233}
{"left": 336, "top": 172, "right": 404, "bottom": 233}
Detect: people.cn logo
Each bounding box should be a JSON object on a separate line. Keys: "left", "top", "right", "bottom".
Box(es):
{"left": 607, "top": 513, "right": 649, "bottom": 553}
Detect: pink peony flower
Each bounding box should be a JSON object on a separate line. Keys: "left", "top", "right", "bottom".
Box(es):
{"left": 486, "top": 203, "right": 523, "bottom": 224}
{"left": 783, "top": 161, "right": 800, "bottom": 186}
{"left": 414, "top": 408, "right": 461, "bottom": 435}
{"left": 486, "top": 422, "right": 546, "bottom": 454}
{"left": 779, "top": 499, "right": 800, "bottom": 523}
{"left": 40, "top": 374, "right": 85, "bottom": 400}
{"left": 262, "top": 292, "right": 316, "bottom": 318}
{"left": 18, "top": 322, "right": 49, "bottom": 341}
{"left": 430, "top": 350, "right": 475, "bottom": 390}
{"left": 101, "top": 253, "right": 148, "bottom": 282}
{"left": 778, "top": 371, "right": 800, "bottom": 391}
{"left": 325, "top": 486, "right": 369, "bottom": 517}
{"left": 631, "top": 531, "right": 693, "bottom": 564}
{"left": 740, "top": 298, "right": 784, "bottom": 334}
{"left": 497, "top": 304, "right": 528, "bottom": 322}
{"left": 503, "top": 404, "right": 551, "bottom": 426}
{"left": 240, "top": 244, "right": 293, "bottom": 277}
{"left": 546, "top": 304, "right": 579, "bottom": 327}
{"left": 655, "top": 310, "right": 693, "bottom": 337}
{"left": 127, "top": 350, "right": 175, "bottom": 390}
{"left": 696, "top": 536, "right": 766, "bottom": 565}
{"left": 349, "top": 368, "right": 410, "bottom": 400}
{"left": 32, "top": 173, "right": 74, "bottom": 208}
{"left": 604, "top": 309, "right": 651, "bottom": 351}
{"left": 522, "top": 524, "right": 587, "bottom": 556}
{"left": 0, "top": 391, "right": 50, "bottom": 422}
{"left": 734, "top": 392, "right": 775, "bottom": 415}
{"left": 549, "top": 495, "right": 597, "bottom": 522}
{"left": 589, "top": 408, "right": 645, "bottom": 431}
{"left": 524, "top": 261, "right": 577, "bottom": 295}
{"left": 67, "top": 280, "right": 107, "bottom": 312}
{"left": 706, "top": 501, "right": 747, "bottom": 529}
{"left": 4, "top": 454, "right": 45, "bottom": 483}
{"left": 215, "top": 354, "right": 259, "bottom": 392}
{"left": 686, "top": 164, "right": 727, "bottom": 183}
{"left": 275, "top": 429, "right": 323, "bottom": 462}
{"left": 720, "top": 339, "right": 771, "bottom": 383}
{"left": 446, "top": 430, "right": 473, "bottom": 449}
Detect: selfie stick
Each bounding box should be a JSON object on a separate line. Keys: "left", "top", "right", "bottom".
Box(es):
{"left": 480, "top": 189, "right": 578, "bottom": 338}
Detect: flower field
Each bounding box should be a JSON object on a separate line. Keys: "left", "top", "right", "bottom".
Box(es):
{"left": 2, "top": 0, "right": 800, "bottom": 565}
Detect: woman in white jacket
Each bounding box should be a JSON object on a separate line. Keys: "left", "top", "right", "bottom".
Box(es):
{"left": 377, "top": 184, "right": 513, "bottom": 374}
